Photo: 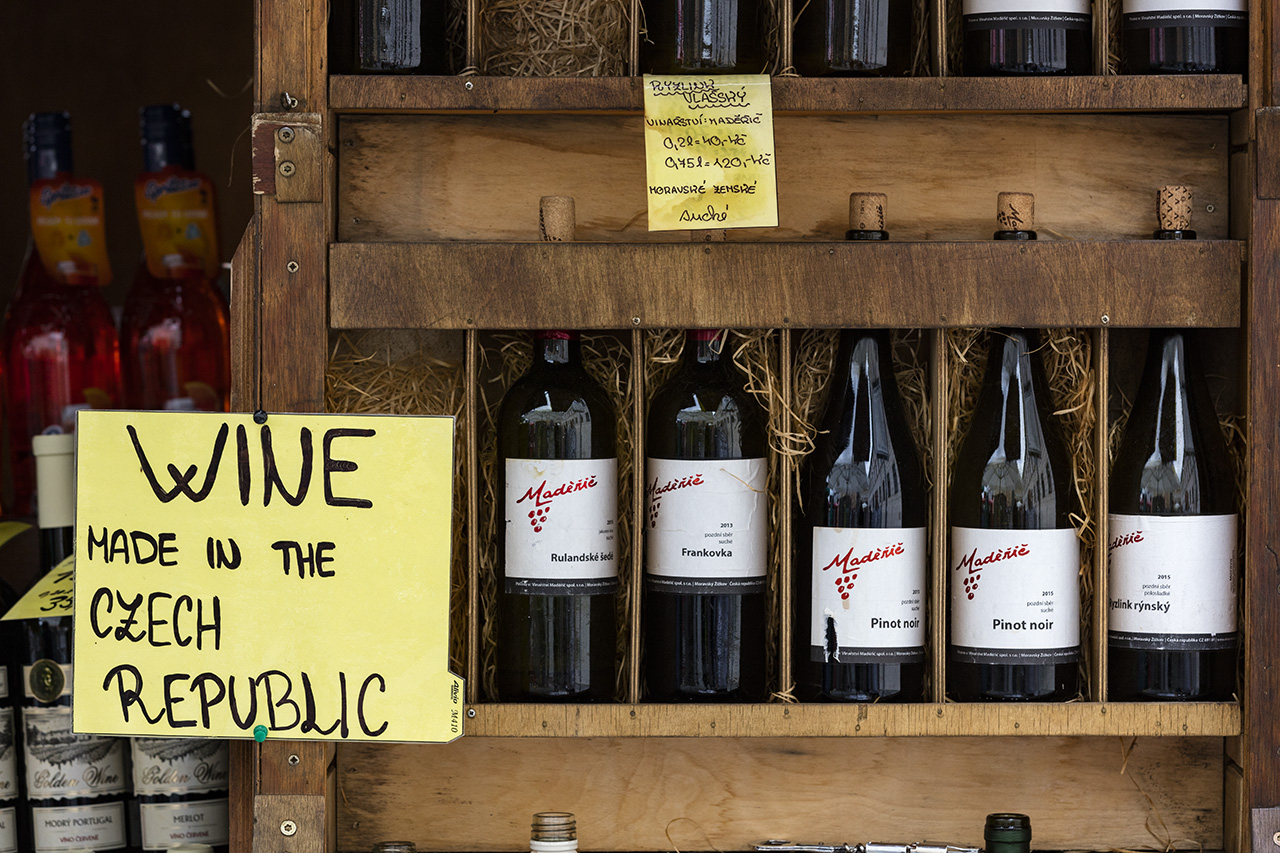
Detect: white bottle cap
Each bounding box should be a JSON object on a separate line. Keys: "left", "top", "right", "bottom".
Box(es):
{"left": 33, "top": 433, "right": 75, "bottom": 530}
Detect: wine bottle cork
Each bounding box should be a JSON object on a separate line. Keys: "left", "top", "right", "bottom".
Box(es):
{"left": 996, "top": 192, "right": 1035, "bottom": 231}
{"left": 539, "top": 196, "right": 575, "bottom": 242}
{"left": 1157, "top": 185, "right": 1193, "bottom": 231}
{"left": 849, "top": 192, "right": 887, "bottom": 231}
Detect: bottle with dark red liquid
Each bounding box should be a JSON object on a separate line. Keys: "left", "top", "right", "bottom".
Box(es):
{"left": 120, "top": 105, "right": 230, "bottom": 413}
{"left": 644, "top": 330, "right": 769, "bottom": 701}
{"left": 947, "top": 194, "right": 1081, "bottom": 702}
{"left": 641, "top": 0, "right": 765, "bottom": 73}
{"left": 795, "top": 195, "right": 926, "bottom": 703}
{"left": 1122, "top": 0, "right": 1245, "bottom": 73}
{"left": 793, "top": 0, "right": 912, "bottom": 75}
{"left": 962, "top": 0, "right": 1091, "bottom": 74}
{"left": 1107, "top": 187, "right": 1237, "bottom": 702}
{"left": 3, "top": 113, "right": 121, "bottom": 517}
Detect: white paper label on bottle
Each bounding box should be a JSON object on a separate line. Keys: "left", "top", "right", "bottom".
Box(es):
{"left": 949, "top": 527, "right": 1081, "bottom": 664}
{"left": 22, "top": 706, "right": 129, "bottom": 800}
{"left": 963, "top": 0, "right": 1090, "bottom": 26}
{"left": 131, "top": 738, "right": 231, "bottom": 796}
{"left": 1123, "top": 0, "right": 1244, "bottom": 19}
{"left": 31, "top": 801, "right": 127, "bottom": 852}
{"left": 23, "top": 662, "right": 72, "bottom": 702}
{"left": 0, "top": 669, "right": 8, "bottom": 699}
{"left": 140, "top": 798, "right": 230, "bottom": 850}
{"left": 504, "top": 458, "right": 619, "bottom": 594}
{"left": 809, "top": 527, "right": 927, "bottom": 663}
{"left": 0, "top": 805, "right": 16, "bottom": 853}
{"left": 1108, "top": 513, "right": 1238, "bottom": 650}
{"left": 645, "top": 457, "right": 768, "bottom": 594}
{"left": 0, "top": 708, "right": 17, "bottom": 804}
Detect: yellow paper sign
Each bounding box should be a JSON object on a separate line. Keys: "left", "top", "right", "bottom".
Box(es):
{"left": 71, "top": 411, "right": 464, "bottom": 744}
{"left": 2, "top": 555, "right": 72, "bottom": 620}
{"left": 643, "top": 74, "right": 779, "bottom": 231}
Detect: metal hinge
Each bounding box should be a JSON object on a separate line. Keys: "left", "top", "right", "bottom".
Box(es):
{"left": 251, "top": 112, "right": 322, "bottom": 202}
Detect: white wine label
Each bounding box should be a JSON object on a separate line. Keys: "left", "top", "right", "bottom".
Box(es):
{"left": 504, "top": 458, "right": 619, "bottom": 594}
{"left": 22, "top": 706, "right": 129, "bottom": 800}
{"left": 23, "top": 662, "right": 72, "bottom": 702}
{"left": 963, "top": 0, "right": 1089, "bottom": 27}
{"left": 31, "top": 801, "right": 127, "bottom": 852}
{"left": 809, "top": 527, "right": 927, "bottom": 663}
{"left": 132, "top": 738, "right": 231, "bottom": 795}
{"left": 0, "top": 805, "right": 16, "bottom": 853}
{"left": 0, "top": 708, "right": 17, "bottom": 803}
{"left": 1124, "top": 0, "right": 1243, "bottom": 13}
{"left": 1108, "top": 513, "right": 1237, "bottom": 650}
{"left": 950, "top": 527, "right": 1081, "bottom": 664}
{"left": 645, "top": 457, "right": 768, "bottom": 594}
{"left": 140, "top": 798, "right": 230, "bottom": 850}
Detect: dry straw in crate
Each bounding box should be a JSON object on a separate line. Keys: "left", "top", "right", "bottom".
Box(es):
{"left": 481, "top": 0, "right": 629, "bottom": 75}
{"left": 325, "top": 332, "right": 468, "bottom": 677}
{"left": 947, "top": 328, "right": 1097, "bottom": 695}
{"left": 476, "top": 332, "right": 636, "bottom": 700}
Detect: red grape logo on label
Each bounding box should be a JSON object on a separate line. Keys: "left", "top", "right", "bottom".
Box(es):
{"left": 954, "top": 544, "right": 1031, "bottom": 600}
{"left": 820, "top": 543, "right": 905, "bottom": 601}
{"left": 645, "top": 473, "right": 705, "bottom": 528}
{"left": 516, "top": 475, "right": 598, "bottom": 533}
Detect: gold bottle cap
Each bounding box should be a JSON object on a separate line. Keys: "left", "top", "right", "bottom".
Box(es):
{"left": 1158, "top": 185, "right": 1193, "bottom": 231}
{"left": 539, "top": 196, "right": 575, "bottom": 242}
{"left": 996, "top": 192, "right": 1035, "bottom": 231}
{"left": 849, "top": 192, "right": 887, "bottom": 231}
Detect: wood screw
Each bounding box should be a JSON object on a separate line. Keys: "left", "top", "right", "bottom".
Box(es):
{"left": 467, "top": 708, "right": 476, "bottom": 718}
{"left": 1272, "top": 832, "right": 1280, "bottom": 846}
{"left": 288, "top": 754, "right": 300, "bottom": 766}
{"left": 287, "top": 261, "right": 300, "bottom": 274}
{"left": 465, "top": 80, "right": 474, "bottom": 90}
{"left": 279, "top": 161, "right": 296, "bottom": 178}
{"left": 280, "top": 92, "right": 299, "bottom": 110}
{"left": 281, "top": 820, "right": 298, "bottom": 837}
{"left": 1101, "top": 314, "right": 1110, "bottom": 325}
{"left": 279, "top": 127, "right": 295, "bottom": 144}
{"left": 631, "top": 317, "right": 641, "bottom": 326}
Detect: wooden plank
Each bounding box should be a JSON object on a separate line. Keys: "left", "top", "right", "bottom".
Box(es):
{"left": 258, "top": 0, "right": 325, "bottom": 113}
{"left": 230, "top": 741, "right": 257, "bottom": 853}
{"left": 1227, "top": 758, "right": 1245, "bottom": 853}
{"left": 336, "top": 736, "right": 1223, "bottom": 851}
{"left": 930, "top": 329, "right": 948, "bottom": 699}
{"left": 1257, "top": 109, "right": 1280, "bottom": 200}
{"left": 329, "top": 240, "right": 1242, "bottom": 331}
{"left": 1094, "top": 326, "right": 1110, "bottom": 701}
{"left": 466, "top": 329, "right": 481, "bottom": 703}
{"left": 336, "top": 113, "right": 1230, "bottom": 243}
{"left": 456, "top": 701, "right": 1240, "bottom": 737}
{"left": 328, "top": 74, "right": 1247, "bottom": 114}
{"left": 230, "top": 222, "right": 260, "bottom": 414}
{"left": 259, "top": 742, "right": 334, "bottom": 795}
{"left": 778, "top": 328, "right": 793, "bottom": 696}
{"left": 629, "top": 328, "right": 643, "bottom": 702}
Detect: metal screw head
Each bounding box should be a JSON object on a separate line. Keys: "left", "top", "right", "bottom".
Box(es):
{"left": 631, "top": 316, "right": 641, "bottom": 326}
{"left": 278, "top": 127, "right": 295, "bottom": 144}
{"left": 1206, "top": 204, "right": 1216, "bottom": 213}
{"left": 1101, "top": 314, "right": 1110, "bottom": 325}
{"left": 281, "top": 820, "right": 298, "bottom": 837}
{"left": 279, "top": 160, "right": 296, "bottom": 178}
{"left": 286, "top": 260, "right": 300, "bottom": 274}
{"left": 465, "top": 80, "right": 474, "bottom": 90}
{"left": 288, "top": 754, "right": 300, "bottom": 766}
{"left": 280, "top": 92, "right": 299, "bottom": 110}
{"left": 1271, "top": 831, "right": 1280, "bottom": 847}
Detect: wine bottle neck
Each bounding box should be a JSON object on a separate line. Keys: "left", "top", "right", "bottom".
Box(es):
{"left": 532, "top": 332, "right": 581, "bottom": 366}
{"left": 140, "top": 104, "right": 196, "bottom": 172}
{"left": 983, "top": 329, "right": 1046, "bottom": 464}
{"left": 836, "top": 332, "right": 891, "bottom": 463}
{"left": 25, "top": 112, "right": 73, "bottom": 184}
{"left": 685, "top": 330, "right": 727, "bottom": 367}
{"left": 40, "top": 527, "right": 74, "bottom": 574}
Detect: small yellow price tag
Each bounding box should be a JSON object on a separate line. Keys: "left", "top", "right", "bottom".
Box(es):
{"left": 643, "top": 74, "right": 779, "bottom": 231}
{"left": 2, "top": 555, "right": 73, "bottom": 620}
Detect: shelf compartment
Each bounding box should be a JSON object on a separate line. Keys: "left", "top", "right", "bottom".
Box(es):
{"left": 329, "top": 74, "right": 1247, "bottom": 115}
{"left": 329, "top": 240, "right": 1242, "bottom": 330}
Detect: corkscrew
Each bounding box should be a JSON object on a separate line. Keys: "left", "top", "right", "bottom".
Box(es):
{"left": 755, "top": 841, "right": 982, "bottom": 853}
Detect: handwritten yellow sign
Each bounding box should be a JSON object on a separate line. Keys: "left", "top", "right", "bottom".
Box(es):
{"left": 2, "top": 555, "right": 72, "bottom": 620}
{"left": 71, "top": 411, "right": 464, "bottom": 743}
{"left": 643, "top": 74, "right": 779, "bottom": 231}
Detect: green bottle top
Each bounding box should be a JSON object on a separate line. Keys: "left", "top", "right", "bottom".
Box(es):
{"left": 985, "top": 813, "right": 1032, "bottom": 853}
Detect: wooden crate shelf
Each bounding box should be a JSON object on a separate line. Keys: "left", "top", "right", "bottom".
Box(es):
{"left": 460, "top": 701, "right": 1242, "bottom": 738}
{"left": 329, "top": 239, "right": 1243, "bottom": 330}
{"left": 329, "top": 75, "right": 1248, "bottom": 115}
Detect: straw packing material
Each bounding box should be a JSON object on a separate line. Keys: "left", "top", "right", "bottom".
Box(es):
{"left": 481, "top": 0, "right": 629, "bottom": 76}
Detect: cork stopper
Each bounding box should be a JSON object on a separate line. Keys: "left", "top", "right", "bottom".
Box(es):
{"left": 539, "top": 196, "right": 575, "bottom": 242}
{"left": 1157, "top": 185, "right": 1193, "bottom": 231}
{"left": 532, "top": 813, "right": 576, "bottom": 842}
{"left": 849, "top": 192, "right": 887, "bottom": 231}
{"left": 996, "top": 192, "right": 1035, "bottom": 231}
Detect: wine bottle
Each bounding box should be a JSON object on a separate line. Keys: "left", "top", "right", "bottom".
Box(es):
{"left": 495, "top": 198, "right": 618, "bottom": 701}
{"left": 640, "top": 0, "right": 765, "bottom": 73}
{"left": 793, "top": 0, "right": 912, "bottom": 75}
{"left": 3, "top": 113, "right": 121, "bottom": 516}
{"left": 985, "top": 814, "right": 1032, "bottom": 853}
{"left": 795, "top": 195, "right": 927, "bottom": 703}
{"left": 644, "top": 330, "right": 769, "bottom": 701}
{"left": 22, "top": 434, "right": 132, "bottom": 853}
{"left": 355, "top": 0, "right": 450, "bottom": 73}
{"left": 121, "top": 105, "right": 231, "bottom": 412}
{"left": 0, "top": 577, "right": 23, "bottom": 853}
{"left": 947, "top": 193, "right": 1081, "bottom": 702}
{"left": 130, "top": 736, "right": 229, "bottom": 852}
{"left": 1108, "top": 187, "right": 1237, "bottom": 702}
{"left": 962, "top": 0, "right": 1091, "bottom": 74}
{"left": 1122, "top": 0, "right": 1245, "bottom": 73}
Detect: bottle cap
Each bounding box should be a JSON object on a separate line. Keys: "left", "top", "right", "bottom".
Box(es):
{"left": 1157, "top": 185, "right": 1192, "bottom": 231}
{"left": 140, "top": 103, "right": 195, "bottom": 172}
{"left": 535, "top": 331, "right": 577, "bottom": 340}
{"left": 532, "top": 812, "right": 577, "bottom": 853}
{"left": 996, "top": 192, "right": 1035, "bottom": 231}
{"left": 539, "top": 196, "right": 575, "bottom": 242}
{"left": 25, "top": 111, "right": 73, "bottom": 183}
{"left": 688, "top": 329, "right": 721, "bottom": 341}
{"left": 849, "top": 192, "right": 887, "bottom": 231}
{"left": 985, "top": 813, "right": 1032, "bottom": 844}
{"left": 372, "top": 843, "right": 417, "bottom": 853}
{"left": 33, "top": 433, "right": 75, "bottom": 531}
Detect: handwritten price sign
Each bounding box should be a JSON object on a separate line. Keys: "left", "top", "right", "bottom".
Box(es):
{"left": 70, "top": 411, "right": 463, "bottom": 743}
{"left": 642, "top": 75, "right": 779, "bottom": 231}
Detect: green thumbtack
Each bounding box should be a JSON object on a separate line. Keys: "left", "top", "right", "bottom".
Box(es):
{"left": 254, "top": 725, "right": 268, "bottom": 742}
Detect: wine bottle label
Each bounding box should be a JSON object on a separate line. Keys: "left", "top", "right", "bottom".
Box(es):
{"left": 1123, "top": 0, "right": 1244, "bottom": 25}
{"left": 504, "top": 458, "right": 619, "bottom": 594}
{"left": 0, "top": 707, "right": 16, "bottom": 803}
{"left": 134, "top": 167, "right": 222, "bottom": 280}
{"left": 139, "top": 798, "right": 230, "bottom": 850}
{"left": 132, "top": 738, "right": 231, "bottom": 795}
{"left": 31, "top": 801, "right": 127, "bottom": 852}
{"left": 949, "top": 527, "right": 1081, "bottom": 664}
{"left": 22, "top": 706, "right": 129, "bottom": 800}
{"left": 0, "top": 668, "right": 8, "bottom": 699}
{"left": 645, "top": 457, "right": 768, "bottom": 594}
{"left": 963, "top": 0, "right": 1089, "bottom": 28}
{"left": 809, "top": 527, "right": 927, "bottom": 663}
{"left": 24, "top": 662, "right": 71, "bottom": 703}
{"left": 28, "top": 177, "right": 113, "bottom": 286}
{"left": 0, "top": 805, "right": 15, "bottom": 853}
{"left": 1108, "top": 513, "right": 1238, "bottom": 650}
